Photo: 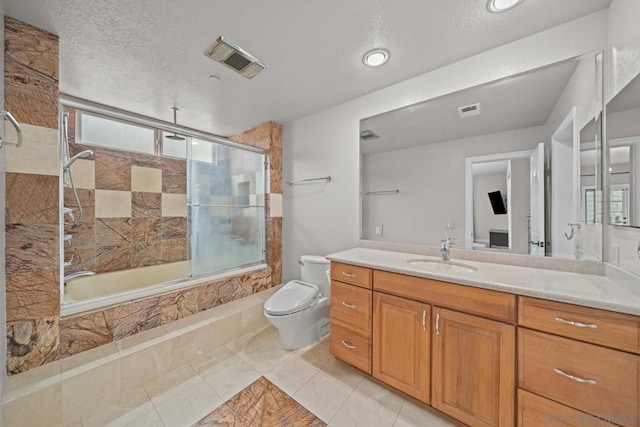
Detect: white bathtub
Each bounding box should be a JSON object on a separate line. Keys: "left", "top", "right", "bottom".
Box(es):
{"left": 65, "top": 261, "right": 190, "bottom": 302}
{"left": 62, "top": 261, "right": 268, "bottom": 316}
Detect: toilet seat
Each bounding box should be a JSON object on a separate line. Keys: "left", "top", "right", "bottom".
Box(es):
{"left": 264, "top": 280, "right": 320, "bottom": 316}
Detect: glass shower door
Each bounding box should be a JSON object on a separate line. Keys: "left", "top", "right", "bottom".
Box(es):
{"left": 188, "top": 138, "right": 266, "bottom": 277}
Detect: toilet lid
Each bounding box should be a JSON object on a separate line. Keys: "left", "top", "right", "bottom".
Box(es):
{"left": 264, "top": 280, "right": 319, "bottom": 316}
{"left": 301, "top": 255, "right": 329, "bottom": 265}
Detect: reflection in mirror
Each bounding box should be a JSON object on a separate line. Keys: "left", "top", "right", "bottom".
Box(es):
{"left": 606, "top": 70, "right": 640, "bottom": 228}
{"left": 360, "top": 51, "right": 603, "bottom": 260}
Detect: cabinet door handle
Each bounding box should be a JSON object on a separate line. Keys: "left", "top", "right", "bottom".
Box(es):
{"left": 553, "top": 368, "right": 597, "bottom": 385}
{"left": 341, "top": 340, "right": 357, "bottom": 349}
{"left": 435, "top": 313, "right": 440, "bottom": 335}
{"left": 342, "top": 272, "right": 356, "bottom": 278}
{"left": 342, "top": 301, "right": 357, "bottom": 309}
{"left": 554, "top": 317, "right": 598, "bottom": 329}
{"left": 422, "top": 310, "right": 426, "bottom": 330}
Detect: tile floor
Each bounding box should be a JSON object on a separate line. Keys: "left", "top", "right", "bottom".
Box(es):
{"left": 4, "top": 324, "right": 460, "bottom": 427}
{"left": 82, "top": 325, "right": 458, "bottom": 426}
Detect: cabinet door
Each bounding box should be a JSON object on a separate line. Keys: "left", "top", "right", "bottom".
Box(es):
{"left": 373, "top": 292, "right": 430, "bottom": 403}
{"left": 432, "top": 307, "right": 515, "bottom": 427}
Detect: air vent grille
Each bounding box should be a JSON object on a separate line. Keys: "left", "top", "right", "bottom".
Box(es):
{"left": 458, "top": 103, "right": 481, "bottom": 118}
{"left": 204, "top": 36, "right": 268, "bottom": 79}
{"left": 360, "top": 129, "right": 380, "bottom": 141}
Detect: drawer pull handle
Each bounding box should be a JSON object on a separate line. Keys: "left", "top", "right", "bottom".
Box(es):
{"left": 342, "top": 272, "right": 357, "bottom": 278}
{"left": 342, "top": 301, "right": 357, "bottom": 309}
{"left": 554, "top": 317, "right": 598, "bottom": 329}
{"left": 435, "top": 313, "right": 440, "bottom": 335}
{"left": 553, "top": 368, "right": 597, "bottom": 385}
{"left": 422, "top": 310, "right": 426, "bottom": 330}
{"left": 341, "top": 340, "right": 357, "bottom": 349}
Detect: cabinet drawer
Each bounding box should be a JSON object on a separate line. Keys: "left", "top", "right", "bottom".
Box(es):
{"left": 330, "top": 281, "right": 371, "bottom": 332}
{"left": 518, "top": 389, "right": 613, "bottom": 427}
{"left": 519, "top": 296, "right": 640, "bottom": 354}
{"left": 374, "top": 270, "right": 516, "bottom": 323}
{"left": 331, "top": 262, "right": 372, "bottom": 289}
{"left": 330, "top": 318, "right": 371, "bottom": 374}
{"left": 519, "top": 329, "right": 640, "bottom": 427}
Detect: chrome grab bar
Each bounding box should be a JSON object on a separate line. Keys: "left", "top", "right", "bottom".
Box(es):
{"left": 286, "top": 176, "right": 332, "bottom": 186}
{"left": 0, "top": 110, "right": 23, "bottom": 148}
{"left": 553, "top": 368, "right": 596, "bottom": 385}
{"left": 554, "top": 317, "right": 597, "bottom": 329}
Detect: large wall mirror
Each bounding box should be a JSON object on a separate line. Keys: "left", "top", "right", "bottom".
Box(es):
{"left": 606, "top": 70, "right": 640, "bottom": 228}
{"left": 360, "top": 51, "right": 603, "bottom": 260}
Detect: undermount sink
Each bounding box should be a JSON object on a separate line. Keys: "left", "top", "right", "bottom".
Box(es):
{"left": 406, "top": 259, "right": 477, "bottom": 273}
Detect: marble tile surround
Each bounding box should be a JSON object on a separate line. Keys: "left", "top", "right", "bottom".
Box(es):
{"left": 4, "top": 59, "right": 281, "bottom": 376}
{"left": 59, "top": 267, "right": 274, "bottom": 358}
{"left": 4, "top": 17, "right": 61, "bottom": 376}
{"left": 64, "top": 140, "right": 190, "bottom": 273}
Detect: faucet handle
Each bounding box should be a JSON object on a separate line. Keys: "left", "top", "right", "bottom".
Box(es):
{"left": 441, "top": 237, "right": 456, "bottom": 246}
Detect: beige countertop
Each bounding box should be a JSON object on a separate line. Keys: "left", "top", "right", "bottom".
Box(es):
{"left": 326, "top": 247, "right": 640, "bottom": 316}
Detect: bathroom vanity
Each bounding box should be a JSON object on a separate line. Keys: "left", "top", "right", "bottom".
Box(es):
{"left": 327, "top": 248, "right": 640, "bottom": 427}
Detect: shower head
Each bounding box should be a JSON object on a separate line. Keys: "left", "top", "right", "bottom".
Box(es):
{"left": 63, "top": 149, "right": 93, "bottom": 170}
{"left": 166, "top": 107, "right": 186, "bottom": 141}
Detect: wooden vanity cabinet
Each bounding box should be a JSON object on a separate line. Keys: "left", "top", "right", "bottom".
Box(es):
{"left": 517, "top": 297, "right": 640, "bottom": 427}
{"left": 432, "top": 307, "right": 515, "bottom": 427}
{"left": 329, "top": 263, "right": 373, "bottom": 374}
{"left": 373, "top": 270, "right": 516, "bottom": 427}
{"left": 372, "top": 292, "right": 430, "bottom": 403}
{"left": 329, "top": 261, "right": 640, "bottom": 427}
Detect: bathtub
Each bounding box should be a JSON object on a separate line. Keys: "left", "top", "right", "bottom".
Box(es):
{"left": 62, "top": 260, "right": 268, "bottom": 316}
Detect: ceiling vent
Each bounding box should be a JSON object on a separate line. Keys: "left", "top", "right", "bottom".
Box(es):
{"left": 204, "top": 36, "right": 268, "bottom": 79}
{"left": 360, "top": 129, "right": 380, "bottom": 141}
{"left": 458, "top": 103, "right": 481, "bottom": 118}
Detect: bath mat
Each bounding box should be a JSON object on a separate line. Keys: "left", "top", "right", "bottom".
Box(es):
{"left": 193, "top": 376, "right": 326, "bottom": 426}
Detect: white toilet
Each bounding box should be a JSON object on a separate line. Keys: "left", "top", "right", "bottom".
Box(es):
{"left": 264, "top": 255, "right": 331, "bottom": 350}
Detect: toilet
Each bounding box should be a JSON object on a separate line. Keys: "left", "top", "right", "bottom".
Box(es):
{"left": 264, "top": 255, "right": 331, "bottom": 350}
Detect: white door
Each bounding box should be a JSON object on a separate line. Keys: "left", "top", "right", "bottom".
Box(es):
{"left": 551, "top": 108, "right": 580, "bottom": 258}
{"left": 529, "top": 143, "right": 545, "bottom": 256}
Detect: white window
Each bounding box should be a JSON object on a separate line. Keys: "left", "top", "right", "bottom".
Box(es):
{"left": 79, "top": 112, "right": 156, "bottom": 154}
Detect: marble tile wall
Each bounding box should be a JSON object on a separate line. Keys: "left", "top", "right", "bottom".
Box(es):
{"left": 62, "top": 114, "right": 189, "bottom": 274}
{"left": 4, "top": 16, "right": 61, "bottom": 375}
{"left": 57, "top": 122, "right": 282, "bottom": 360}
{"left": 59, "top": 267, "right": 273, "bottom": 358}
{"left": 3, "top": 16, "right": 283, "bottom": 374}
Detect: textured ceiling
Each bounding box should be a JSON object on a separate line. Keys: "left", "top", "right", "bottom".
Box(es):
{"left": 2, "top": 0, "right": 612, "bottom": 136}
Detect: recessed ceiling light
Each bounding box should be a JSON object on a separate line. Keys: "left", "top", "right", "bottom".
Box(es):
{"left": 363, "top": 48, "right": 390, "bottom": 67}
{"left": 487, "top": 0, "right": 523, "bottom": 12}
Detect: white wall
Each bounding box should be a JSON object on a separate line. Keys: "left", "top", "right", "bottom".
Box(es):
{"left": 473, "top": 173, "right": 508, "bottom": 242}
{"left": 606, "top": 0, "right": 640, "bottom": 276}
{"left": 283, "top": 10, "right": 608, "bottom": 282}
{"left": 607, "top": 0, "right": 640, "bottom": 102}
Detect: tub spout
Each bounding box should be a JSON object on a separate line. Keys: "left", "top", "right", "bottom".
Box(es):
{"left": 64, "top": 270, "right": 96, "bottom": 284}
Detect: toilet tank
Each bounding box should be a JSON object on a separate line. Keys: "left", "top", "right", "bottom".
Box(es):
{"left": 300, "top": 255, "right": 331, "bottom": 296}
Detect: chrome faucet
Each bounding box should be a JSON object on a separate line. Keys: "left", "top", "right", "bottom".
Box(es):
{"left": 64, "top": 270, "right": 95, "bottom": 284}
{"left": 440, "top": 237, "right": 456, "bottom": 261}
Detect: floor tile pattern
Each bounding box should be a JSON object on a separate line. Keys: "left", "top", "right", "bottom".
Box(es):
{"left": 195, "top": 376, "right": 325, "bottom": 427}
